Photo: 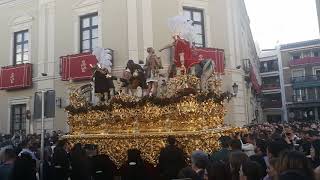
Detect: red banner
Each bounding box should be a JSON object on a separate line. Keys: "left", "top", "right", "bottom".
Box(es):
{"left": 192, "top": 48, "right": 225, "bottom": 73}
{"left": 0, "top": 63, "right": 32, "bottom": 90}
{"left": 173, "top": 38, "right": 225, "bottom": 73}
{"left": 60, "top": 53, "right": 98, "bottom": 81}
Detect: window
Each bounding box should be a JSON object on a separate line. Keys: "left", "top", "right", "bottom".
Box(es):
{"left": 314, "top": 51, "right": 319, "bottom": 57}
{"left": 80, "top": 13, "right": 98, "bottom": 53}
{"left": 302, "top": 51, "right": 311, "bottom": 58}
{"left": 13, "top": 30, "right": 29, "bottom": 65}
{"left": 314, "top": 68, "right": 320, "bottom": 76}
{"left": 267, "top": 115, "right": 281, "bottom": 123}
{"left": 294, "top": 88, "right": 306, "bottom": 102}
{"left": 292, "top": 54, "right": 301, "bottom": 60}
{"left": 292, "top": 69, "right": 304, "bottom": 82}
{"left": 316, "top": 88, "right": 320, "bottom": 99}
{"left": 292, "top": 69, "right": 304, "bottom": 77}
{"left": 183, "top": 7, "right": 205, "bottom": 47}
{"left": 11, "top": 104, "right": 26, "bottom": 135}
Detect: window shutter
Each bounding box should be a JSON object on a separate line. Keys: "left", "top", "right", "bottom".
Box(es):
{"left": 33, "top": 92, "right": 42, "bottom": 119}
{"left": 45, "top": 90, "right": 55, "bottom": 118}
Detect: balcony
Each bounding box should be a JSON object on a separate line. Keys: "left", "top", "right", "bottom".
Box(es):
{"left": 292, "top": 75, "right": 320, "bottom": 83}
{"left": 292, "top": 95, "right": 319, "bottom": 103}
{"left": 0, "top": 63, "right": 32, "bottom": 90}
{"left": 262, "top": 83, "right": 281, "bottom": 90}
{"left": 262, "top": 100, "right": 282, "bottom": 108}
{"left": 291, "top": 75, "right": 320, "bottom": 88}
{"left": 289, "top": 56, "right": 320, "bottom": 67}
{"left": 260, "top": 67, "right": 279, "bottom": 73}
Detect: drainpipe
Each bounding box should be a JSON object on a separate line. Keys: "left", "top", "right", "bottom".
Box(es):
{"left": 277, "top": 46, "right": 288, "bottom": 122}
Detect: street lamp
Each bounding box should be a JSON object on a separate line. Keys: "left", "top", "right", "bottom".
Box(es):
{"left": 232, "top": 83, "right": 239, "bottom": 96}
{"left": 225, "top": 83, "right": 239, "bottom": 102}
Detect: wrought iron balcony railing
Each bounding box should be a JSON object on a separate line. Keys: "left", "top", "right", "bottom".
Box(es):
{"left": 292, "top": 95, "right": 319, "bottom": 103}
{"left": 260, "top": 67, "right": 279, "bottom": 73}
{"left": 262, "top": 83, "right": 281, "bottom": 90}
{"left": 291, "top": 75, "right": 320, "bottom": 84}
{"left": 262, "top": 100, "right": 282, "bottom": 108}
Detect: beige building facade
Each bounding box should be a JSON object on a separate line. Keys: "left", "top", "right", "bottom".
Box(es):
{"left": 0, "top": 0, "right": 261, "bottom": 134}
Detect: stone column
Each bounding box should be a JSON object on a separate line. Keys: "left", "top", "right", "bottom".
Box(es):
{"left": 127, "top": 0, "right": 139, "bottom": 62}
{"left": 36, "top": 0, "right": 56, "bottom": 133}
{"left": 141, "top": 0, "right": 154, "bottom": 60}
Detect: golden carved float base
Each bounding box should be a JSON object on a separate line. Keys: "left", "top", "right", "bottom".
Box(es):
{"left": 64, "top": 126, "right": 246, "bottom": 167}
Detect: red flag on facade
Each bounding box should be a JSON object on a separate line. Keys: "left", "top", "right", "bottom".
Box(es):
{"left": 0, "top": 63, "right": 32, "bottom": 90}
{"left": 60, "top": 53, "right": 98, "bottom": 81}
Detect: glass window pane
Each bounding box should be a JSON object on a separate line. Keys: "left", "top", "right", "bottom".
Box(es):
{"left": 82, "top": 17, "right": 90, "bottom": 28}
{"left": 23, "top": 52, "right": 29, "bottom": 61}
{"left": 92, "top": 15, "right": 98, "bottom": 26}
{"left": 82, "top": 40, "right": 90, "bottom": 50}
{"left": 82, "top": 30, "right": 90, "bottom": 40}
{"left": 16, "top": 53, "right": 22, "bottom": 62}
{"left": 195, "top": 34, "right": 203, "bottom": 45}
{"left": 24, "top": 43, "right": 28, "bottom": 52}
{"left": 16, "top": 33, "right": 22, "bottom": 42}
{"left": 82, "top": 49, "right": 90, "bottom": 53}
{"left": 194, "top": 24, "right": 203, "bottom": 34}
{"left": 183, "top": 10, "right": 192, "bottom": 20}
{"left": 92, "top": 28, "right": 98, "bottom": 38}
{"left": 193, "top": 11, "right": 202, "bottom": 22}
{"left": 92, "top": 38, "right": 98, "bottom": 49}
{"left": 24, "top": 32, "right": 29, "bottom": 41}
{"left": 16, "top": 45, "right": 22, "bottom": 53}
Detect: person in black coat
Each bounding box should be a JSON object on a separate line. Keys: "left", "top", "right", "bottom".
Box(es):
{"left": 250, "top": 139, "right": 268, "bottom": 177}
{"left": 158, "top": 136, "right": 187, "bottom": 180}
{"left": 120, "top": 149, "right": 149, "bottom": 180}
{"left": 70, "top": 143, "right": 91, "bottom": 180}
{"left": 91, "top": 154, "right": 116, "bottom": 180}
{"left": 93, "top": 67, "right": 117, "bottom": 102}
{"left": 52, "top": 140, "right": 70, "bottom": 180}
{"left": 10, "top": 153, "right": 37, "bottom": 180}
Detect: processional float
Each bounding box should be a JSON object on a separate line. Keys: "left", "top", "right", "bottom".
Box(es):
{"left": 64, "top": 16, "right": 246, "bottom": 167}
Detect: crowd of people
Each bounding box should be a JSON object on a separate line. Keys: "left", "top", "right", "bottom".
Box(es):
{"left": 1, "top": 121, "right": 320, "bottom": 180}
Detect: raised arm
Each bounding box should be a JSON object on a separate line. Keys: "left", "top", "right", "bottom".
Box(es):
{"left": 159, "top": 43, "right": 174, "bottom": 52}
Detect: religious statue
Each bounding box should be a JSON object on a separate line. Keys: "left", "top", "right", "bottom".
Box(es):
{"left": 145, "top": 47, "right": 163, "bottom": 96}
{"left": 120, "top": 60, "right": 147, "bottom": 97}
{"left": 119, "top": 68, "right": 132, "bottom": 95}
{"left": 92, "top": 47, "right": 117, "bottom": 102}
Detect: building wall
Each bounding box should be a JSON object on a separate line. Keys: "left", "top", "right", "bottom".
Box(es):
{"left": 279, "top": 40, "right": 320, "bottom": 122}
{"left": 259, "top": 49, "right": 283, "bottom": 122}
{"left": 316, "top": 0, "right": 320, "bottom": 34}
{"left": 0, "top": 0, "right": 261, "bottom": 134}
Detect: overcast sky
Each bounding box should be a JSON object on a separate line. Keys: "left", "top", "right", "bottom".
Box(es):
{"left": 245, "top": 0, "right": 319, "bottom": 50}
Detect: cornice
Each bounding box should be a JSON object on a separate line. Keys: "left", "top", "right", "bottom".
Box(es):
{"left": 0, "top": 0, "right": 33, "bottom": 8}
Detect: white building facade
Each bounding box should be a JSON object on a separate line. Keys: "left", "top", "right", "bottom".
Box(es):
{"left": 0, "top": 0, "right": 261, "bottom": 134}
